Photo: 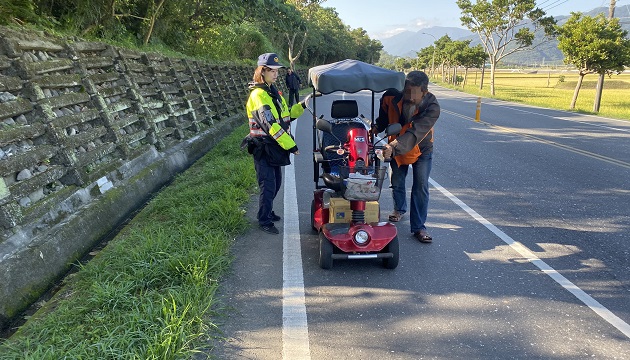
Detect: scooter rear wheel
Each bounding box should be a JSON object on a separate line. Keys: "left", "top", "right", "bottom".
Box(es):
{"left": 310, "top": 199, "right": 317, "bottom": 232}
{"left": 382, "top": 235, "right": 399, "bottom": 269}
{"left": 319, "top": 232, "right": 334, "bottom": 269}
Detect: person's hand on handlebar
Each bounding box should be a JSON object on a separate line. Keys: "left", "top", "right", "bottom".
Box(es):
{"left": 382, "top": 143, "right": 393, "bottom": 161}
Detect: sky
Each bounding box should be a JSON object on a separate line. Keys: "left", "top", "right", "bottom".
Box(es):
{"left": 321, "top": 0, "right": 629, "bottom": 39}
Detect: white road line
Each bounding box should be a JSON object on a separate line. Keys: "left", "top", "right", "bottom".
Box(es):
{"left": 431, "top": 87, "right": 630, "bottom": 132}
{"left": 441, "top": 108, "right": 630, "bottom": 170}
{"left": 282, "top": 123, "right": 311, "bottom": 359}
{"left": 486, "top": 102, "right": 630, "bottom": 133}
{"left": 430, "top": 177, "right": 630, "bottom": 339}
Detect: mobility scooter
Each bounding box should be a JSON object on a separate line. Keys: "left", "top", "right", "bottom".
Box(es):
{"left": 307, "top": 59, "right": 405, "bottom": 269}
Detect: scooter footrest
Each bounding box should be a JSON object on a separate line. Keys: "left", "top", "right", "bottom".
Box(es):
{"left": 332, "top": 252, "right": 393, "bottom": 260}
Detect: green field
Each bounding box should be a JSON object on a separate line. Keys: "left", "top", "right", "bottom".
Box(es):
{"left": 434, "top": 70, "right": 630, "bottom": 121}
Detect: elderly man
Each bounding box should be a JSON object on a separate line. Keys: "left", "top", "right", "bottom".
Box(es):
{"left": 376, "top": 71, "right": 440, "bottom": 243}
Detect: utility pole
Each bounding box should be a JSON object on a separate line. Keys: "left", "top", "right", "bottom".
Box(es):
{"left": 594, "top": 0, "right": 616, "bottom": 112}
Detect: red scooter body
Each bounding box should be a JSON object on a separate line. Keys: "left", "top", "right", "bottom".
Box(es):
{"left": 346, "top": 127, "right": 369, "bottom": 167}
{"left": 310, "top": 111, "right": 399, "bottom": 270}
{"left": 307, "top": 60, "right": 404, "bottom": 270}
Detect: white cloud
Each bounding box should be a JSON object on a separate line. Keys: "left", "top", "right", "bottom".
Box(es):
{"left": 375, "top": 18, "right": 436, "bottom": 39}
{"left": 414, "top": 18, "right": 432, "bottom": 28}
{"left": 378, "top": 27, "right": 408, "bottom": 39}
{"left": 371, "top": 14, "right": 468, "bottom": 40}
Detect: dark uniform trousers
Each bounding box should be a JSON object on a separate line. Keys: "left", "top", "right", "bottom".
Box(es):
{"left": 254, "top": 156, "right": 282, "bottom": 226}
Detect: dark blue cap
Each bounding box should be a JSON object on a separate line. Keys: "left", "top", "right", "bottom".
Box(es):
{"left": 257, "top": 53, "right": 285, "bottom": 69}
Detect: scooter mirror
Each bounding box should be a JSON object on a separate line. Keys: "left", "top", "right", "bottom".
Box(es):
{"left": 385, "top": 123, "right": 402, "bottom": 136}
{"left": 315, "top": 118, "right": 333, "bottom": 134}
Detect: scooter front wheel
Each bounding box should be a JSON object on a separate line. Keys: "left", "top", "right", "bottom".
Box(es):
{"left": 382, "top": 235, "right": 399, "bottom": 269}
{"left": 319, "top": 232, "right": 334, "bottom": 269}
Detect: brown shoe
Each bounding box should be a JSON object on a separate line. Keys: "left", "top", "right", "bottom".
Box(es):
{"left": 414, "top": 230, "right": 432, "bottom": 243}
{"left": 388, "top": 211, "right": 404, "bottom": 222}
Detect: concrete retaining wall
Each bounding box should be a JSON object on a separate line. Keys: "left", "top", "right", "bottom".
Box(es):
{"left": 0, "top": 26, "right": 307, "bottom": 329}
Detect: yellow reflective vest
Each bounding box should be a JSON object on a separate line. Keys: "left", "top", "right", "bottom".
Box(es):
{"left": 246, "top": 84, "right": 304, "bottom": 152}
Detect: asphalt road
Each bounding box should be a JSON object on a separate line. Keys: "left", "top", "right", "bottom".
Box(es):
{"left": 205, "top": 85, "right": 630, "bottom": 360}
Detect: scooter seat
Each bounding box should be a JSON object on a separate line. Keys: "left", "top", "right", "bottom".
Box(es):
{"left": 322, "top": 173, "right": 343, "bottom": 192}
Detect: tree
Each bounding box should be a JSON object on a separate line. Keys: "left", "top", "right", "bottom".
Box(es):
{"left": 140, "top": 0, "right": 259, "bottom": 52}
{"left": 302, "top": 5, "right": 353, "bottom": 65}
{"left": 415, "top": 46, "right": 435, "bottom": 73}
{"left": 394, "top": 57, "right": 412, "bottom": 71}
{"left": 444, "top": 39, "right": 471, "bottom": 84}
{"left": 367, "top": 39, "right": 383, "bottom": 64}
{"left": 348, "top": 27, "right": 382, "bottom": 64}
{"left": 0, "top": 0, "right": 39, "bottom": 25}
{"left": 284, "top": 0, "right": 322, "bottom": 69}
{"left": 142, "top": 0, "right": 166, "bottom": 45}
{"left": 557, "top": 12, "right": 630, "bottom": 110}
{"left": 457, "top": 0, "right": 556, "bottom": 95}
{"left": 459, "top": 44, "right": 487, "bottom": 87}
{"left": 376, "top": 50, "right": 397, "bottom": 70}
{"left": 433, "top": 35, "right": 453, "bottom": 82}
{"left": 19, "top": 0, "right": 378, "bottom": 66}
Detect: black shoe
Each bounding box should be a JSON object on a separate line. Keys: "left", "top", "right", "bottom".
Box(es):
{"left": 258, "top": 212, "right": 281, "bottom": 222}
{"left": 260, "top": 224, "right": 279, "bottom": 234}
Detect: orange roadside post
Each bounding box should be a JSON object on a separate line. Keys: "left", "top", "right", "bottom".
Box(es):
{"left": 475, "top": 97, "right": 481, "bottom": 122}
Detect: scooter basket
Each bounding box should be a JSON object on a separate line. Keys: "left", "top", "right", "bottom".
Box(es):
{"left": 339, "top": 166, "right": 387, "bottom": 201}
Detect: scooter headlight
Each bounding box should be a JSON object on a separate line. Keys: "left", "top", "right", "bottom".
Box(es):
{"left": 354, "top": 230, "right": 370, "bottom": 245}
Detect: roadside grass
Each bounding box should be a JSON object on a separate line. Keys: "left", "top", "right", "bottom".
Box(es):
{"left": 434, "top": 71, "right": 630, "bottom": 121}
{"left": 0, "top": 124, "right": 256, "bottom": 359}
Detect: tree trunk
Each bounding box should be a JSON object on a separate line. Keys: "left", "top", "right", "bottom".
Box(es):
{"left": 464, "top": 68, "right": 469, "bottom": 87}
{"left": 547, "top": 71, "right": 550, "bottom": 87}
{"left": 570, "top": 73, "right": 585, "bottom": 110}
{"left": 490, "top": 61, "right": 496, "bottom": 96}
{"left": 593, "top": 72, "right": 605, "bottom": 112}
{"left": 143, "top": 0, "right": 166, "bottom": 46}
{"left": 81, "top": 0, "right": 116, "bottom": 36}
{"left": 286, "top": 33, "right": 296, "bottom": 69}
{"left": 286, "top": 30, "right": 308, "bottom": 70}
{"left": 480, "top": 67, "right": 485, "bottom": 90}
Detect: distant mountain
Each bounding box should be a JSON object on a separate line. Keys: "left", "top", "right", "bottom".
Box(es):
{"left": 379, "top": 27, "right": 473, "bottom": 57}
{"left": 381, "top": 6, "right": 630, "bottom": 65}
{"left": 502, "top": 6, "right": 630, "bottom": 66}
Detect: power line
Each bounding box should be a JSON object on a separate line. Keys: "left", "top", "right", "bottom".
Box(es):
{"left": 514, "top": 0, "right": 568, "bottom": 29}
{"left": 537, "top": 0, "right": 612, "bottom": 14}
{"left": 540, "top": 0, "right": 569, "bottom": 13}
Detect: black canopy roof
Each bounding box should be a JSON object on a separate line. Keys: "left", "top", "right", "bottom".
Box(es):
{"left": 308, "top": 59, "right": 405, "bottom": 94}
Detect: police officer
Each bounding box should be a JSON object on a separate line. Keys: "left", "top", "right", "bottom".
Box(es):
{"left": 245, "top": 53, "right": 309, "bottom": 234}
